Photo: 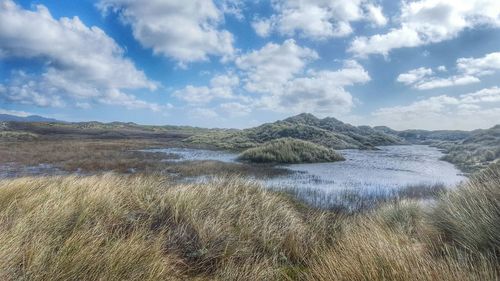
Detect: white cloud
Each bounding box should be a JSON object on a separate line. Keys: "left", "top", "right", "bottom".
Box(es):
{"left": 397, "top": 67, "right": 433, "bottom": 85}
{"left": 251, "top": 18, "right": 272, "bottom": 37}
{"left": 365, "top": 3, "right": 388, "bottom": 26}
{"left": 219, "top": 102, "right": 251, "bottom": 117}
{"left": 415, "top": 75, "right": 480, "bottom": 90}
{"left": 0, "top": 108, "right": 33, "bottom": 117}
{"left": 0, "top": 0, "right": 162, "bottom": 111}
{"left": 457, "top": 52, "right": 500, "bottom": 76}
{"left": 235, "top": 39, "right": 318, "bottom": 93}
{"left": 268, "top": 61, "right": 370, "bottom": 114}
{"left": 173, "top": 41, "right": 370, "bottom": 118}
{"left": 98, "top": 0, "right": 235, "bottom": 64}
{"left": 372, "top": 87, "right": 500, "bottom": 130}
{"left": 437, "top": 65, "right": 447, "bottom": 72}
{"left": 173, "top": 74, "right": 239, "bottom": 104}
{"left": 249, "top": 59, "right": 371, "bottom": 115}
{"left": 253, "top": 0, "right": 387, "bottom": 40}
{"left": 350, "top": 0, "right": 500, "bottom": 57}
{"left": 190, "top": 108, "right": 219, "bottom": 119}
{"left": 397, "top": 51, "right": 500, "bottom": 90}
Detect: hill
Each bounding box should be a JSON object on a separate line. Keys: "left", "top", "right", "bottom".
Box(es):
{"left": 186, "top": 113, "right": 403, "bottom": 150}
{"left": 436, "top": 125, "right": 500, "bottom": 172}
{"left": 0, "top": 114, "right": 63, "bottom": 123}
{"left": 238, "top": 138, "right": 345, "bottom": 164}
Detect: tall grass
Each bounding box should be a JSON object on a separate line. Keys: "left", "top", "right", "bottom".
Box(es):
{"left": 0, "top": 165, "right": 499, "bottom": 280}
{"left": 0, "top": 174, "right": 335, "bottom": 280}
{"left": 430, "top": 164, "right": 500, "bottom": 257}
{"left": 304, "top": 201, "right": 498, "bottom": 281}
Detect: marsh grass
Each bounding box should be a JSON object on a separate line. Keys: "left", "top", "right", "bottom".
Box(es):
{"left": 0, "top": 140, "right": 288, "bottom": 179}
{"left": 272, "top": 182, "right": 446, "bottom": 212}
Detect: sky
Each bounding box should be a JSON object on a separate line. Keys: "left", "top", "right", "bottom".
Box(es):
{"left": 0, "top": 0, "right": 499, "bottom": 130}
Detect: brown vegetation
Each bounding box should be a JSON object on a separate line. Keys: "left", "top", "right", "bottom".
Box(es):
{"left": 0, "top": 165, "right": 499, "bottom": 280}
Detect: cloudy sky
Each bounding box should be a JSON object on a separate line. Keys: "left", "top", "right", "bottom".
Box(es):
{"left": 0, "top": 0, "right": 499, "bottom": 130}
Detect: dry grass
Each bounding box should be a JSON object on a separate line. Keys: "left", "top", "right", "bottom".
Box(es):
{"left": 305, "top": 202, "right": 498, "bottom": 281}
{"left": 0, "top": 174, "right": 335, "bottom": 280}
{"left": 429, "top": 164, "right": 500, "bottom": 258}
{"left": 0, "top": 140, "right": 288, "bottom": 179}
{"left": 0, "top": 165, "right": 499, "bottom": 280}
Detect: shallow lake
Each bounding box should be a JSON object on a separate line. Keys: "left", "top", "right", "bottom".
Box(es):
{"left": 151, "top": 145, "right": 465, "bottom": 189}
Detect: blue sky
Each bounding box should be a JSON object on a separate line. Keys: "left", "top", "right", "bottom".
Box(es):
{"left": 0, "top": 0, "right": 499, "bottom": 130}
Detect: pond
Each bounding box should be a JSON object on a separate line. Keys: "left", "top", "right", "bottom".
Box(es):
{"left": 151, "top": 145, "right": 465, "bottom": 210}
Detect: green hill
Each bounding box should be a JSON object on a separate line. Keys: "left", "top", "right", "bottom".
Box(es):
{"left": 186, "top": 113, "right": 403, "bottom": 150}
{"left": 238, "top": 138, "right": 345, "bottom": 164}
{"left": 437, "top": 125, "right": 500, "bottom": 172}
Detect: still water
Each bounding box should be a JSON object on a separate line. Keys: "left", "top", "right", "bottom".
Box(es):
{"left": 151, "top": 145, "right": 465, "bottom": 192}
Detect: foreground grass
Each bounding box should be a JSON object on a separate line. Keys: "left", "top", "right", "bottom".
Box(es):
{"left": 0, "top": 175, "right": 337, "bottom": 280}
{"left": 0, "top": 166, "right": 499, "bottom": 280}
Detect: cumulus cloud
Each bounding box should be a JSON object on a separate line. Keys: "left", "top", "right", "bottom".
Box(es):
{"left": 235, "top": 39, "right": 318, "bottom": 93}
{"left": 397, "top": 51, "right": 500, "bottom": 90}
{"left": 349, "top": 0, "right": 500, "bottom": 57}
{"left": 457, "top": 52, "right": 500, "bottom": 76}
{"left": 264, "top": 61, "right": 370, "bottom": 115}
{"left": 397, "top": 67, "right": 433, "bottom": 85}
{"left": 97, "top": 0, "right": 235, "bottom": 64}
{"left": 0, "top": 0, "right": 162, "bottom": 111}
{"left": 234, "top": 40, "right": 369, "bottom": 115}
{"left": 172, "top": 40, "right": 370, "bottom": 118}
{"left": 415, "top": 75, "right": 480, "bottom": 90}
{"left": 251, "top": 18, "right": 272, "bottom": 37}
{"left": 219, "top": 102, "right": 251, "bottom": 117}
{"left": 173, "top": 74, "right": 239, "bottom": 104}
{"left": 371, "top": 87, "right": 500, "bottom": 130}
{"left": 252, "top": 0, "right": 387, "bottom": 39}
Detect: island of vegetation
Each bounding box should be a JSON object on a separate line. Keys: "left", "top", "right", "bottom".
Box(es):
{"left": 238, "top": 138, "right": 345, "bottom": 163}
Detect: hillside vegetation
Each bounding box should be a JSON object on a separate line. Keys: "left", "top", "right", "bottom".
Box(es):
{"left": 238, "top": 138, "right": 344, "bottom": 164}
{"left": 374, "top": 124, "right": 500, "bottom": 173}
{"left": 0, "top": 165, "right": 499, "bottom": 280}
{"left": 437, "top": 125, "right": 500, "bottom": 172}
{"left": 187, "top": 113, "right": 403, "bottom": 151}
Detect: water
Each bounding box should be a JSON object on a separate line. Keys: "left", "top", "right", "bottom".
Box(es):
{"left": 267, "top": 145, "right": 464, "bottom": 190}
{"left": 149, "top": 145, "right": 464, "bottom": 189}
{"left": 144, "top": 147, "right": 239, "bottom": 163}
{"left": 148, "top": 145, "right": 465, "bottom": 210}
{"left": 0, "top": 163, "right": 66, "bottom": 178}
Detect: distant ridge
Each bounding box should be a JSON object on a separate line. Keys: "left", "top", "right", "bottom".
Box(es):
{"left": 0, "top": 114, "right": 63, "bottom": 123}
{"left": 186, "top": 113, "right": 404, "bottom": 150}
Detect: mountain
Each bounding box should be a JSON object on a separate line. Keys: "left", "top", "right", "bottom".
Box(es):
{"left": 186, "top": 113, "right": 403, "bottom": 150}
{"left": 0, "top": 114, "right": 63, "bottom": 123}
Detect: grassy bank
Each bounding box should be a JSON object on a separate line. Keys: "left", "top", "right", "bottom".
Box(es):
{"left": 0, "top": 165, "right": 499, "bottom": 280}
{"left": 238, "top": 138, "right": 345, "bottom": 164}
